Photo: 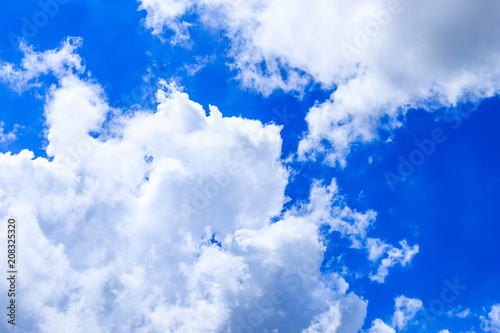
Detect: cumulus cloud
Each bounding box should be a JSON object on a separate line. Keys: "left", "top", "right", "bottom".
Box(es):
{"left": 481, "top": 304, "right": 500, "bottom": 332}
{"left": 0, "top": 40, "right": 420, "bottom": 332}
{"left": 368, "top": 319, "right": 395, "bottom": 333}
{"left": 391, "top": 295, "right": 423, "bottom": 330}
{"left": 139, "top": 0, "right": 500, "bottom": 165}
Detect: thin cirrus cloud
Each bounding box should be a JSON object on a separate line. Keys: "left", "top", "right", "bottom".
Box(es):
{"left": 138, "top": 0, "right": 500, "bottom": 166}
{"left": 0, "top": 38, "right": 420, "bottom": 332}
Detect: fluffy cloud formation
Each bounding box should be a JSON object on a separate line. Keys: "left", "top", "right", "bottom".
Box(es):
{"left": 139, "top": 0, "right": 500, "bottom": 165}
{"left": 391, "top": 295, "right": 423, "bottom": 330}
{"left": 0, "top": 39, "right": 422, "bottom": 332}
{"left": 481, "top": 304, "right": 500, "bottom": 333}
{"left": 368, "top": 295, "right": 422, "bottom": 332}
{"left": 303, "top": 179, "right": 377, "bottom": 249}
{"left": 367, "top": 319, "right": 395, "bottom": 333}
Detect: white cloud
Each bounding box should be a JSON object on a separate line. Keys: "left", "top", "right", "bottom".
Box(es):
{"left": 45, "top": 75, "right": 109, "bottom": 161}
{"left": 438, "top": 330, "right": 451, "bottom": 333}
{"left": 302, "top": 292, "right": 367, "bottom": 333}
{"left": 0, "top": 37, "right": 84, "bottom": 92}
{"left": 302, "top": 304, "right": 342, "bottom": 333}
{"left": 138, "top": 0, "right": 194, "bottom": 45}
{"left": 392, "top": 295, "right": 423, "bottom": 330}
{"left": 300, "top": 184, "right": 418, "bottom": 283}
{"left": 302, "top": 179, "right": 377, "bottom": 249}
{"left": 368, "top": 239, "right": 419, "bottom": 284}
{"left": 366, "top": 237, "right": 390, "bottom": 262}
{"left": 0, "top": 122, "right": 18, "bottom": 144}
{"left": 368, "top": 295, "right": 423, "bottom": 332}
{"left": 368, "top": 319, "right": 395, "bottom": 333}
{"left": 139, "top": 0, "right": 500, "bottom": 165}
{"left": 182, "top": 55, "right": 213, "bottom": 76}
{"left": 481, "top": 304, "right": 500, "bottom": 333}
{"left": 0, "top": 40, "right": 389, "bottom": 332}
{"left": 447, "top": 306, "right": 471, "bottom": 319}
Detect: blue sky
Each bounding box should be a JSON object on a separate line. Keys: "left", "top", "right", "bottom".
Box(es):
{"left": 0, "top": 0, "right": 500, "bottom": 332}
